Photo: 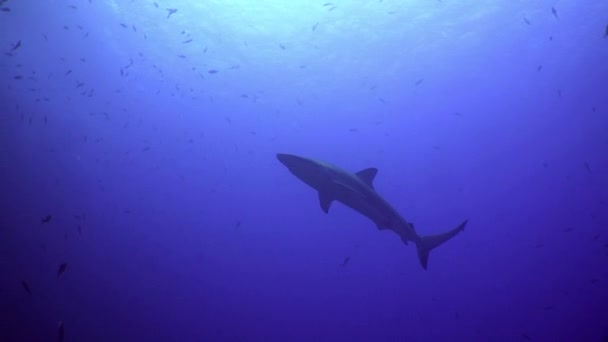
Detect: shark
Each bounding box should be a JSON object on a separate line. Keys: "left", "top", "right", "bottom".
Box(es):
{"left": 276, "top": 153, "right": 467, "bottom": 270}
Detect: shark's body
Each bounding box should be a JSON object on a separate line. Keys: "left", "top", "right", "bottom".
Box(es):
{"left": 277, "top": 153, "right": 467, "bottom": 269}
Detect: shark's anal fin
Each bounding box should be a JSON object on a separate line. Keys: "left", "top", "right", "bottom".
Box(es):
{"left": 319, "top": 191, "right": 333, "bottom": 213}
{"left": 356, "top": 168, "right": 378, "bottom": 188}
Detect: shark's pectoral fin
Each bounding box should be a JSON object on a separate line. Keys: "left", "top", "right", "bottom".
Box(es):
{"left": 355, "top": 168, "right": 378, "bottom": 188}
{"left": 318, "top": 192, "right": 334, "bottom": 213}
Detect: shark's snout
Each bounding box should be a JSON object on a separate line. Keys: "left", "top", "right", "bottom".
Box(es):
{"left": 276, "top": 153, "right": 299, "bottom": 167}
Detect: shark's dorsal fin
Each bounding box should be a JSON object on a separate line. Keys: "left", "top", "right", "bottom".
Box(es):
{"left": 356, "top": 168, "right": 378, "bottom": 188}
{"left": 318, "top": 191, "right": 333, "bottom": 213}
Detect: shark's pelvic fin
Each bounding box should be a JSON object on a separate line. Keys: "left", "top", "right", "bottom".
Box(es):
{"left": 318, "top": 191, "right": 333, "bottom": 213}
{"left": 415, "top": 219, "right": 468, "bottom": 270}
{"left": 356, "top": 168, "right": 378, "bottom": 188}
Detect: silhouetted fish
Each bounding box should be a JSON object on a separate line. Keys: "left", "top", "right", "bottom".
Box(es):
{"left": 208, "top": 69, "right": 218, "bottom": 74}
{"left": 10, "top": 40, "right": 21, "bottom": 52}
{"left": 41, "top": 215, "right": 52, "bottom": 224}
{"left": 21, "top": 280, "right": 32, "bottom": 295}
{"left": 584, "top": 161, "right": 592, "bottom": 174}
{"left": 604, "top": 23, "right": 608, "bottom": 38}
{"left": 57, "top": 321, "right": 64, "bottom": 342}
{"left": 340, "top": 256, "right": 350, "bottom": 266}
{"left": 523, "top": 17, "right": 531, "bottom": 25}
{"left": 57, "top": 263, "right": 67, "bottom": 278}
{"left": 551, "top": 7, "right": 558, "bottom": 19}
{"left": 166, "top": 8, "right": 177, "bottom": 18}
{"left": 312, "top": 22, "right": 319, "bottom": 31}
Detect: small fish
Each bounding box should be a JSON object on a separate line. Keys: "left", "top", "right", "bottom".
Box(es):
{"left": 57, "top": 321, "right": 64, "bottom": 342}
{"left": 21, "top": 280, "right": 32, "bottom": 295}
{"left": 57, "top": 263, "right": 67, "bottom": 277}
{"left": 415, "top": 79, "right": 423, "bottom": 86}
{"left": 132, "top": 25, "right": 137, "bottom": 32}
{"left": 279, "top": 43, "right": 286, "bottom": 50}
{"left": 1, "top": 7, "right": 11, "bottom": 12}
{"left": 537, "top": 65, "right": 543, "bottom": 71}
{"left": 166, "top": 8, "right": 177, "bottom": 18}
{"left": 68, "top": 5, "right": 77, "bottom": 9}
{"left": 10, "top": 40, "right": 21, "bottom": 52}
{"left": 523, "top": 17, "right": 531, "bottom": 25}
{"left": 182, "top": 39, "right": 192, "bottom": 44}
{"left": 551, "top": 7, "right": 558, "bottom": 19}
{"left": 340, "top": 256, "right": 350, "bottom": 266}
{"left": 312, "top": 22, "right": 319, "bottom": 31}
{"left": 41, "top": 215, "right": 52, "bottom": 224}
{"left": 323, "top": 2, "right": 333, "bottom": 6}
{"left": 584, "top": 161, "right": 592, "bottom": 174}
{"left": 65, "top": 69, "right": 72, "bottom": 76}
{"left": 207, "top": 69, "right": 218, "bottom": 74}
{"left": 153, "top": 2, "right": 159, "bottom": 8}
{"left": 604, "top": 23, "right": 608, "bottom": 38}
{"left": 120, "top": 23, "right": 127, "bottom": 28}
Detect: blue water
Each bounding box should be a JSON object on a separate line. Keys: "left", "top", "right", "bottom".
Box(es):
{"left": 1, "top": 1, "right": 607, "bottom": 341}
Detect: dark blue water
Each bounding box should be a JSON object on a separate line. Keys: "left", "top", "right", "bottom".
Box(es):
{"left": 1, "top": 1, "right": 607, "bottom": 341}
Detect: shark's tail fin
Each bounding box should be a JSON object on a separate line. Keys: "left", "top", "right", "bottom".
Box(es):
{"left": 415, "top": 219, "right": 468, "bottom": 270}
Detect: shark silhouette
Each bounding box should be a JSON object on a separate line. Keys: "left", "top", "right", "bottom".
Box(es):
{"left": 277, "top": 153, "right": 467, "bottom": 269}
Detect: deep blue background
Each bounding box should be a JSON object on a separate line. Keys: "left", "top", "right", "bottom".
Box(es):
{"left": 1, "top": 0, "right": 607, "bottom": 341}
